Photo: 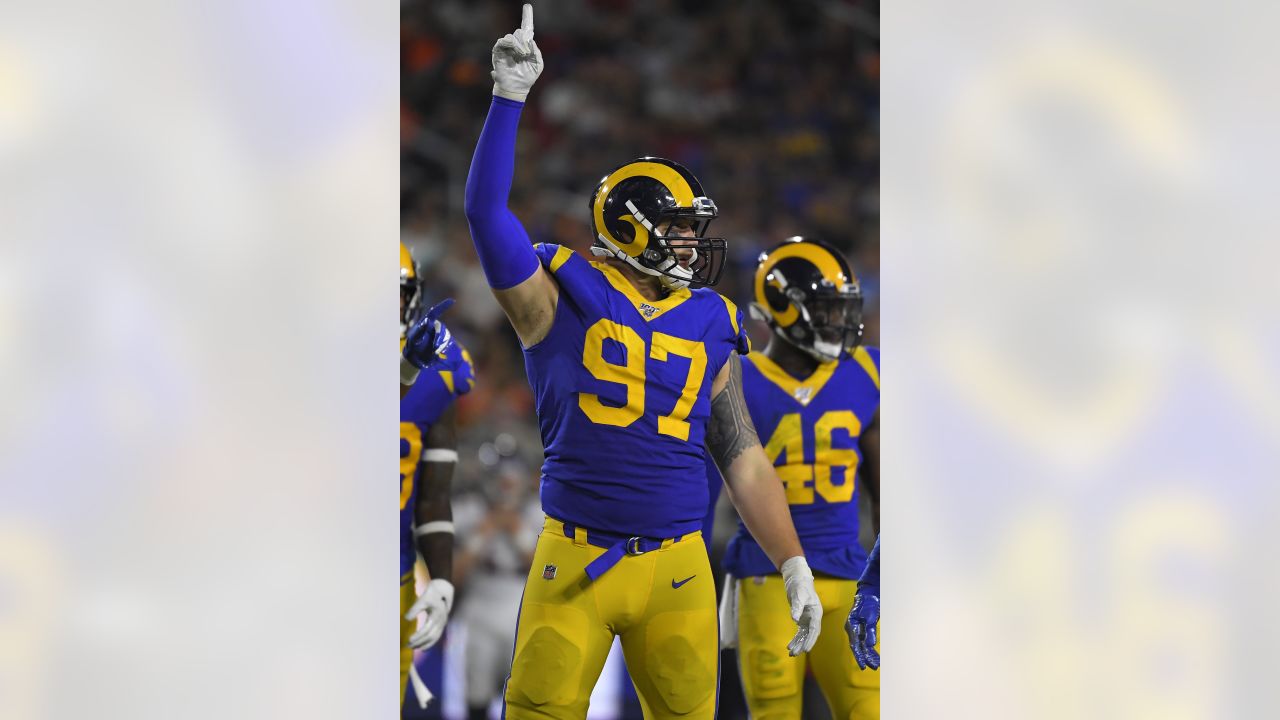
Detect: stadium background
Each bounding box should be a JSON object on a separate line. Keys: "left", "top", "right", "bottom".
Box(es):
{"left": 401, "top": 0, "right": 879, "bottom": 717}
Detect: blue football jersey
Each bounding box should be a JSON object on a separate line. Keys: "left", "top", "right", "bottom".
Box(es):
{"left": 400, "top": 339, "right": 474, "bottom": 577}
{"left": 721, "top": 346, "right": 880, "bottom": 579}
{"left": 526, "top": 243, "right": 750, "bottom": 538}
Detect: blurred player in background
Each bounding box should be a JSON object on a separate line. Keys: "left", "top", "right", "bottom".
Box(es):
{"left": 464, "top": 6, "right": 822, "bottom": 719}
{"left": 453, "top": 458, "right": 543, "bottom": 720}
{"left": 400, "top": 242, "right": 475, "bottom": 711}
{"left": 846, "top": 534, "right": 880, "bottom": 671}
{"left": 714, "top": 237, "right": 881, "bottom": 719}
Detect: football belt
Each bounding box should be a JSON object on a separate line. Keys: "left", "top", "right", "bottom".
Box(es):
{"left": 549, "top": 517, "right": 696, "bottom": 580}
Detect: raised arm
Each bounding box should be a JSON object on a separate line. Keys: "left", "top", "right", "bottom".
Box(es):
{"left": 463, "top": 3, "right": 558, "bottom": 347}
{"left": 706, "top": 354, "right": 822, "bottom": 656}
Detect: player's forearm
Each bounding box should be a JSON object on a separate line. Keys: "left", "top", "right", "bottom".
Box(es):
{"left": 463, "top": 97, "right": 539, "bottom": 290}
{"left": 706, "top": 354, "right": 803, "bottom": 567}
{"left": 414, "top": 479, "right": 455, "bottom": 579}
{"left": 416, "top": 420, "right": 458, "bottom": 581}
{"left": 724, "top": 457, "right": 805, "bottom": 569}
{"left": 859, "top": 536, "right": 880, "bottom": 589}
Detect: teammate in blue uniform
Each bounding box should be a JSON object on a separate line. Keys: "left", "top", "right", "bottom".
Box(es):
{"left": 464, "top": 7, "right": 822, "bottom": 719}
{"left": 715, "top": 237, "right": 881, "bottom": 719}
{"left": 399, "top": 243, "right": 474, "bottom": 711}
{"left": 847, "top": 534, "right": 881, "bottom": 670}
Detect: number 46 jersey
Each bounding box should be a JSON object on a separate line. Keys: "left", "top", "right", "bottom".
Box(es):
{"left": 525, "top": 243, "right": 750, "bottom": 539}
{"left": 721, "top": 346, "right": 881, "bottom": 579}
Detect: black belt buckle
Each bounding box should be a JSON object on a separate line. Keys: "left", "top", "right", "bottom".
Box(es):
{"left": 625, "top": 536, "right": 645, "bottom": 555}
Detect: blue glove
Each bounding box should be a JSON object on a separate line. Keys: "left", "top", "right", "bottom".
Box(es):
{"left": 846, "top": 588, "right": 880, "bottom": 670}
{"left": 403, "top": 298, "right": 455, "bottom": 371}
{"left": 847, "top": 535, "right": 880, "bottom": 669}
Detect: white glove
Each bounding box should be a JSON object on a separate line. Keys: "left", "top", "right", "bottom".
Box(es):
{"left": 491, "top": 4, "right": 544, "bottom": 102}
{"left": 405, "top": 578, "right": 454, "bottom": 650}
{"left": 718, "top": 574, "right": 739, "bottom": 649}
{"left": 780, "top": 556, "right": 822, "bottom": 656}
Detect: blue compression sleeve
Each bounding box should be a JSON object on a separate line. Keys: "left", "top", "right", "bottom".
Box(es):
{"left": 463, "top": 97, "right": 540, "bottom": 290}
{"left": 859, "top": 536, "right": 880, "bottom": 589}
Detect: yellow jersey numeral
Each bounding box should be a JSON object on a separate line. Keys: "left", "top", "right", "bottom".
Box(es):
{"left": 761, "top": 410, "right": 862, "bottom": 505}
{"left": 400, "top": 422, "right": 422, "bottom": 510}
{"left": 650, "top": 331, "right": 707, "bottom": 440}
{"left": 579, "top": 319, "right": 707, "bottom": 439}
{"left": 580, "top": 319, "right": 647, "bottom": 427}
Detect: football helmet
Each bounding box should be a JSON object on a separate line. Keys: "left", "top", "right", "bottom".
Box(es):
{"left": 588, "top": 157, "right": 726, "bottom": 290}
{"left": 751, "top": 237, "right": 864, "bottom": 361}
{"left": 401, "top": 242, "right": 422, "bottom": 338}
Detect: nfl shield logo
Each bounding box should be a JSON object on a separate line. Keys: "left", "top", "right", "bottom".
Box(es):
{"left": 542, "top": 564, "right": 557, "bottom": 580}
{"left": 639, "top": 303, "right": 659, "bottom": 318}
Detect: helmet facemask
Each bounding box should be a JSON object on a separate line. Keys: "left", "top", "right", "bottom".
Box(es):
{"left": 791, "top": 286, "right": 865, "bottom": 361}
{"left": 401, "top": 276, "right": 422, "bottom": 338}
{"left": 401, "top": 245, "right": 422, "bottom": 338}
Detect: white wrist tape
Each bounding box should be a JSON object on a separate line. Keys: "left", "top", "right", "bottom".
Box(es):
{"left": 421, "top": 448, "right": 458, "bottom": 463}
{"left": 493, "top": 86, "right": 529, "bottom": 103}
{"left": 414, "top": 521, "right": 455, "bottom": 537}
{"left": 780, "top": 555, "right": 813, "bottom": 581}
{"left": 400, "top": 356, "right": 421, "bottom": 386}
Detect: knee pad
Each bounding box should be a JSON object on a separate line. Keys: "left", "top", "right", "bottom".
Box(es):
{"left": 509, "top": 626, "right": 582, "bottom": 707}
{"left": 743, "top": 644, "right": 802, "bottom": 700}
{"left": 507, "top": 603, "right": 589, "bottom": 709}
{"left": 641, "top": 612, "right": 716, "bottom": 714}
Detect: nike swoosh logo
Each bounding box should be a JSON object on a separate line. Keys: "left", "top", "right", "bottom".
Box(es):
{"left": 671, "top": 575, "right": 695, "bottom": 589}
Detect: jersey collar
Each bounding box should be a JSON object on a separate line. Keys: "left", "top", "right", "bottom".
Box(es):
{"left": 594, "top": 261, "right": 691, "bottom": 321}
{"left": 747, "top": 351, "right": 839, "bottom": 406}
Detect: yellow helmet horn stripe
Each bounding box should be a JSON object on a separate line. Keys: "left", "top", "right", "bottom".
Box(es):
{"left": 614, "top": 214, "right": 650, "bottom": 258}
{"left": 753, "top": 242, "right": 849, "bottom": 327}
{"left": 593, "top": 161, "right": 696, "bottom": 251}
{"left": 401, "top": 243, "right": 417, "bottom": 280}
{"left": 765, "top": 275, "right": 799, "bottom": 327}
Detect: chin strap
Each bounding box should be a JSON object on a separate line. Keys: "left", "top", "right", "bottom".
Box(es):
{"left": 591, "top": 237, "right": 690, "bottom": 290}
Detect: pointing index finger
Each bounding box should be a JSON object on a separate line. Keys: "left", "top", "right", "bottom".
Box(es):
{"left": 521, "top": 3, "right": 534, "bottom": 35}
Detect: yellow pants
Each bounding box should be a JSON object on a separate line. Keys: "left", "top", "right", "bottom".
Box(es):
{"left": 504, "top": 518, "right": 719, "bottom": 719}
{"left": 400, "top": 573, "right": 414, "bottom": 709}
{"left": 736, "top": 575, "right": 880, "bottom": 720}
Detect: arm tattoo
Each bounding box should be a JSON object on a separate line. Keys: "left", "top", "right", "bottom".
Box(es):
{"left": 706, "top": 354, "right": 761, "bottom": 472}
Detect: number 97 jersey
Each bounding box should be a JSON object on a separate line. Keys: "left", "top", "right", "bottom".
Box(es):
{"left": 722, "top": 346, "right": 880, "bottom": 579}
{"left": 525, "top": 243, "right": 750, "bottom": 539}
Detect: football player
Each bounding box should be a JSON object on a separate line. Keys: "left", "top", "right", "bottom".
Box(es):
{"left": 847, "top": 535, "right": 881, "bottom": 670}
{"left": 399, "top": 242, "right": 475, "bottom": 710}
{"left": 464, "top": 6, "right": 822, "bottom": 719}
{"left": 715, "top": 237, "right": 881, "bottom": 719}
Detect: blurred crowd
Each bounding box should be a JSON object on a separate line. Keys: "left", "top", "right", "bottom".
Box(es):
{"left": 402, "top": 1, "right": 877, "bottom": 715}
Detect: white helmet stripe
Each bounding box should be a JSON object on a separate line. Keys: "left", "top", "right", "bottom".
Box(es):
{"left": 624, "top": 199, "right": 655, "bottom": 231}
